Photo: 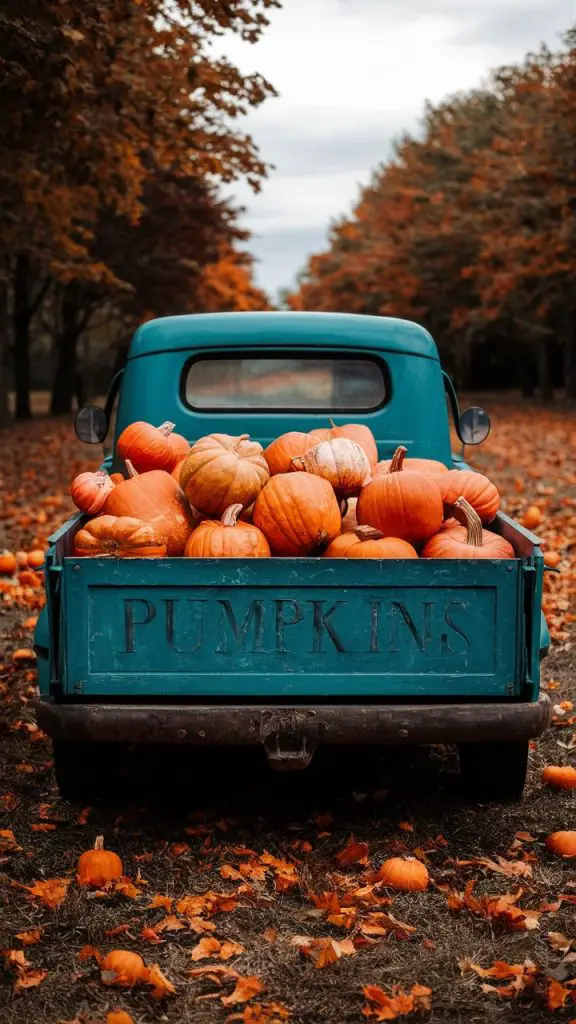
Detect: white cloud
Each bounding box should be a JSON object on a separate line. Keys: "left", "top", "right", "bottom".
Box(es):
{"left": 216, "top": 0, "right": 574, "bottom": 295}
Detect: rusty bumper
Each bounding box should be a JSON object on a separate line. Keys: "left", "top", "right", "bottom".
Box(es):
{"left": 37, "top": 695, "right": 551, "bottom": 754}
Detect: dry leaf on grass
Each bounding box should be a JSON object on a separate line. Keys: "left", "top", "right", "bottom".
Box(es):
{"left": 227, "top": 1003, "right": 290, "bottom": 1022}
{"left": 221, "top": 974, "right": 265, "bottom": 1005}
{"left": 145, "top": 963, "right": 176, "bottom": 998}
{"left": 291, "top": 935, "right": 356, "bottom": 968}
{"left": 459, "top": 958, "right": 539, "bottom": 998}
{"left": 23, "top": 877, "right": 71, "bottom": 909}
{"left": 447, "top": 881, "right": 541, "bottom": 930}
{"left": 363, "top": 982, "right": 432, "bottom": 1020}
{"left": 15, "top": 929, "right": 42, "bottom": 945}
{"left": 155, "top": 914, "right": 185, "bottom": 932}
{"left": 191, "top": 936, "right": 245, "bottom": 961}
{"left": 335, "top": 835, "right": 370, "bottom": 867}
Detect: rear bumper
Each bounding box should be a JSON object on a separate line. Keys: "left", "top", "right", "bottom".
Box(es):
{"left": 37, "top": 695, "right": 551, "bottom": 749}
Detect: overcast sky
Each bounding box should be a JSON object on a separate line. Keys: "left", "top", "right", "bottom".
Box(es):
{"left": 218, "top": 0, "right": 574, "bottom": 300}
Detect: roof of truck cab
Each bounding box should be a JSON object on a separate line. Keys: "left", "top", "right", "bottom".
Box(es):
{"left": 128, "top": 311, "right": 438, "bottom": 360}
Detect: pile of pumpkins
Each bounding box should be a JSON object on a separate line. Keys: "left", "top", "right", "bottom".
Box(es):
{"left": 69, "top": 419, "right": 515, "bottom": 560}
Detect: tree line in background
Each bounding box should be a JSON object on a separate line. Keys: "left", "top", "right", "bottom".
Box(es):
{"left": 288, "top": 28, "right": 576, "bottom": 401}
{"left": 0, "top": 0, "right": 279, "bottom": 423}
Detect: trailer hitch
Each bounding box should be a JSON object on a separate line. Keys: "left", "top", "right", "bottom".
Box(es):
{"left": 259, "top": 709, "right": 323, "bottom": 771}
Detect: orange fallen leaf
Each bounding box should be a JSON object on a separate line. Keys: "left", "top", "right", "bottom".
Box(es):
{"left": 228, "top": 1003, "right": 290, "bottom": 1023}
{"left": 77, "top": 945, "right": 102, "bottom": 963}
{"left": 155, "top": 914, "right": 185, "bottom": 933}
{"left": 15, "top": 929, "right": 42, "bottom": 946}
{"left": 0, "top": 829, "right": 22, "bottom": 853}
{"left": 31, "top": 823, "right": 57, "bottom": 832}
{"left": 291, "top": 935, "right": 356, "bottom": 968}
{"left": 14, "top": 968, "right": 48, "bottom": 992}
{"left": 145, "top": 963, "right": 176, "bottom": 998}
{"left": 547, "top": 931, "right": 574, "bottom": 953}
{"left": 363, "top": 982, "right": 432, "bottom": 1019}
{"left": 147, "top": 894, "right": 173, "bottom": 911}
{"left": 191, "top": 937, "right": 223, "bottom": 961}
{"left": 335, "top": 835, "right": 370, "bottom": 867}
{"left": 221, "top": 975, "right": 265, "bottom": 1006}
{"left": 141, "top": 926, "right": 164, "bottom": 944}
{"left": 398, "top": 822, "right": 414, "bottom": 832}
{"left": 24, "top": 878, "right": 71, "bottom": 909}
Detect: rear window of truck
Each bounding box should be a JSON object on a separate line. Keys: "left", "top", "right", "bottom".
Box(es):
{"left": 183, "top": 355, "right": 387, "bottom": 411}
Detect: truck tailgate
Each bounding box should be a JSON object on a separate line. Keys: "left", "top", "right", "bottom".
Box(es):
{"left": 60, "top": 557, "right": 523, "bottom": 698}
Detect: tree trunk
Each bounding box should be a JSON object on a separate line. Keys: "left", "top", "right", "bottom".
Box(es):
{"left": 13, "top": 254, "right": 32, "bottom": 419}
{"left": 50, "top": 289, "right": 81, "bottom": 415}
{"left": 557, "top": 309, "right": 576, "bottom": 400}
{"left": 519, "top": 345, "right": 536, "bottom": 398}
{"left": 0, "top": 279, "right": 11, "bottom": 427}
{"left": 536, "top": 341, "right": 553, "bottom": 402}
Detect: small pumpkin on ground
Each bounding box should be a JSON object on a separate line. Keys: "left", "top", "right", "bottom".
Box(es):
{"left": 0, "top": 551, "right": 17, "bottom": 575}
{"left": 377, "top": 856, "right": 429, "bottom": 891}
{"left": 77, "top": 835, "right": 123, "bottom": 887}
{"left": 70, "top": 470, "right": 115, "bottom": 515}
{"left": 309, "top": 419, "right": 378, "bottom": 467}
{"left": 422, "top": 497, "right": 514, "bottom": 559}
{"left": 26, "top": 549, "right": 45, "bottom": 569}
{"left": 324, "top": 526, "right": 418, "bottom": 559}
{"left": 264, "top": 431, "right": 314, "bottom": 475}
{"left": 116, "top": 421, "right": 181, "bottom": 473}
{"left": 542, "top": 765, "right": 576, "bottom": 790}
{"left": 291, "top": 438, "right": 371, "bottom": 497}
{"left": 357, "top": 446, "right": 443, "bottom": 546}
{"left": 521, "top": 505, "right": 542, "bottom": 530}
{"left": 253, "top": 472, "right": 341, "bottom": 556}
{"left": 74, "top": 515, "right": 167, "bottom": 558}
{"left": 545, "top": 831, "right": 576, "bottom": 858}
{"left": 433, "top": 469, "right": 500, "bottom": 524}
{"left": 179, "top": 433, "right": 270, "bottom": 517}
{"left": 101, "top": 950, "right": 147, "bottom": 987}
{"left": 184, "top": 504, "right": 270, "bottom": 558}
{"left": 104, "top": 462, "right": 196, "bottom": 555}
{"left": 376, "top": 456, "right": 448, "bottom": 475}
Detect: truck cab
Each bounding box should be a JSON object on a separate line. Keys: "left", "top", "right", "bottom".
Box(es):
{"left": 35, "top": 312, "right": 551, "bottom": 801}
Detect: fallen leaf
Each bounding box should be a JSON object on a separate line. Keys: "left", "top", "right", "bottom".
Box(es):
{"left": 147, "top": 894, "right": 173, "bottom": 911}
{"left": 191, "top": 937, "right": 223, "bottom": 961}
{"left": 0, "top": 829, "right": 22, "bottom": 853}
{"left": 221, "top": 975, "right": 265, "bottom": 1006}
{"left": 14, "top": 968, "right": 47, "bottom": 992}
{"left": 145, "top": 963, "right": 176, "bottom": 998}
{"left": 335, "top": 835, "right": 370, "bottom": 867}
{"left": 15, "top": 929, "right": 42, "bottom": 946}
{"left": 291, "top": 935, "right": 356, "bottom": 968}
{"left": 547, "top": 931, "right": 575, "bottom": 953}
{"left": 24, "top": 878, "right": 71, "bottom": 909}
{"left": 363, "top": 982, "right": 432, "bottom": 1019}
{"left": 155, "top": 914, "right": 185, "bottom": 933}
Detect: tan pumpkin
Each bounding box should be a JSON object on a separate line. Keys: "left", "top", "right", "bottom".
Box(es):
{"left": 116, "top": 420, "right": 180, "bottom": 473}
{"left": 101, "top": 950, "right": 147, "bottom": 987}
{"left": 74, "top": 515, "right": 167, "bottom": 558}
{"left": 253, "top": 472, "right": 341, "bottom": 556}
{"left": 324, "top": 527, "right": 417, "bottom": 559}
{"left": 377, "top": 856, "right": 429, "bottom": 891}
{"left": 104, "top": 462, "right": 196, "bottom": 555}
{"left": 309, "top": 419, "right": 378, "bottom": 466}
{"left": 70, "top": 470, "right": 115, "bottom": 515}
{"left": 291, "top": 438, "right": 371, "bottom": 497}
{"left": 422, "top": 498, "right": 514, "bottom": 559}
{"left": 184, "top": 504, "right": 270, "bottom": 558}
{"left": 357, "top": 446, "right": 443, "bottom": 546}
{"left": 263, "top": 431, "right": 314, "bottom": 475}
{"left": 434, "top": 469, "right": 500, "bottom": 524}
{"left": 77, "top": 835, "right": 123, "bottom": 887}
{"left": 376, "top": 456, "right": 448, "bottom": 475}
{"left": 179, "top": 433, "right": 269, "bottom": 517}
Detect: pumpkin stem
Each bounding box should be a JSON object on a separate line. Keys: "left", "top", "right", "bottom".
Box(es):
{"left": 452, "top": 496, "right": 483, "bottom": 546}
{"left": 157, "top": 421, "right": 176, "bottom": 437}
{"left": 389, "top": 446, "right": 407, "bottom": 473}
{"left": 94, "top": 835, "right": 104, "bottom": 851}
{"left": 124, "top": 459, "right": 138, "bottom": 478}
{"left": 354, "top": 526, "right": 383, "bottom": 541}
{"left": 329, "top": 418, "right": 337, "bottom": 429}
{"left": 290, "top": 455, "right": 306, "bottom": 471}
{"left": 233, "top": 434, "right": 251, "bottom": 448}
{"left": 221, "top": 504, "right": 243, "bottom": 527}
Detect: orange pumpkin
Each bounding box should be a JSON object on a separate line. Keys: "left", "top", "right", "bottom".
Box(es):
{"left": 70, "top": 470, "right": 115, "bottom": 515}
{"left": 357, "top": 446, "right": 443, "bottom": 546}
{"left": 184, "top": 504, "right": 271, "bottom": 558}
{"left": 521, "top": 505, "right": 542, "bottom": 530}
{"left": 377, "top": 856, "right": 429, "bottom": 891}
{"left": 171, "top": 457, "right": 187, "bottom": 483}
{"left": 101, "top": 950, "right": 147, "bottom": 987}
{"left": 324, "top": 527, "right": 418, "bottom": 559}
{"left": 253, "top": 473, "right": 341, "bottom": 556}
{"left": 291, "top": 438, "right": 371, "bottom": 497}
{"left": 166, "top": 431, "right": 189, "bottom": 461}
{"left": 26, "top": 549, "right": 45, "bottom": 569}
{"left": 545, "top": 831, "right": 576, "bottom": 858}
{"left": 433, "top": 469, "right": 500, "bottom": 524}
{"left": 309, "top": 419, "right": 378, "bottom": 467}
{"left": 264, "top": 431, "right": 314, "bottom": 475}
{"left": 179, "top": 433, "right": 270, "bottom": 517}
{"left": 117, "top": 420, "right": 179, "bottom": 473}
{"left": 422, "top": 498, "right": 514, "bottom": 559}
{"left": 104, "top": 462, "right": 196, "bottom": 556}
{"left": 109, "top": 472, "right": 125, "bottom": 485}
{"left": 77, "top": 835, "right": 123, "bottom": 887}
{"left": 376, "top": 456, "right": 448, "bottom": 475}
{"left": 0, "top": 550, "right": 17, "bottom": 575}
{"left": 107, "top": 1012, "right": 135, "bottom": 1024}
{"left": 542, "top": 765, "right": 576, "bottom": 790}
{"left": 74, "top": 515, "right": 167, "bottom": 558}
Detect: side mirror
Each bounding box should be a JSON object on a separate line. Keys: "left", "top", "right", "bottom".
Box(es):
{"left": 74, "top": 405, "right": 109, "bottom": 444}
{"left": 459, "top": 406, "right": 490, "bottom": 445}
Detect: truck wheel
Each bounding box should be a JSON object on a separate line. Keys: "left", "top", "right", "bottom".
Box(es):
{"left": 457, "top": 740, "right": 529, "bottom": 802}
{"left": 52, "top": 741, "right": 124, "bottom": 801}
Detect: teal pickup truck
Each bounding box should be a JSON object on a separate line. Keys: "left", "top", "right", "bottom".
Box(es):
{"left": 35, "top": 312, "right": 551, "bottom": 801}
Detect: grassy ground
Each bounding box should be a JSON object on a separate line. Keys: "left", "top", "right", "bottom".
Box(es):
{"left": 0, "top": 400, "right": 574, "bottom": 1024}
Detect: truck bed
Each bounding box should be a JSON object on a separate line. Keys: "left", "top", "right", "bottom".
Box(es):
{"left": 40, "top": 513, "right": 544, "bottom": 701}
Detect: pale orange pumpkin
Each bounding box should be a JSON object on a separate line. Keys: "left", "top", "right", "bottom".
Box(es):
{"left": 179, "top": 433, "right": 270, "bottom": 517}
{"left": 0, "top": 550, "right": 17, "bottom": 575}
{"left": 309, "top": 419, "right": 378, "bottom": 467}
{"left": 433, "top": 469, "right": 500, "bottom": 524}
{"left": 184, "top": 504, "right": 270, "bottom": 558}
{"left": 101, "top": 950, "right": 147, "bottom": 987}
{"left": 377, "top": 856, "right": 429, "bottom": 891}
{"left": 77, "top": 835, "right": 123, "bottom": 887}
{"left": 291, "top": 438, "right": 371, "bottom": 497}
{"left": 253, "top": 472, "right": 341, "bottom": 556}
{"left": 324, "top": 527, "right": 418, "bottom": 559}
{"left": 422, "top": 498, "right": 514, "bottom": 559}
{"left": 542, "top": 765, "right": 576, "bottom": 790}
{"left": 70, "top": 470, "right": 115, "bottom": 515}
{"left": 117, "top": 420, "right": 180, "bottom": 472}
{"left": 104, "top": 462, "right": 196, "bottom": 555}
{"left": 74, "top": 515, "right": 167, "bottom": 558}
{"left": 357, "top": 446, "right": 443, "bottom": 546}
{"left": 376, "top": 456, "right": 448, "bottom": 475}
{"left": 545, "top": 831, "right": 576, "bottom": 858}
{"left": 264, "top": 431, "right": 314, "bottom": 475}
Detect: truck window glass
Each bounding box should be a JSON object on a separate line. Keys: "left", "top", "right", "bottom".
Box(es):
{"left": 183, "top": 356, "right": 387, "bottom": 411}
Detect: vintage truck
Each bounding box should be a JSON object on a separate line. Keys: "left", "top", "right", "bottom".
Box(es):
{"left": 34, "top": 311, "right": 552, "bottom": 801}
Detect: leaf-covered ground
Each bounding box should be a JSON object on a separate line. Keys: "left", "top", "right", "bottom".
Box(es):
{"left": 0, "top": 403, "right": 575, "bottom": 1024}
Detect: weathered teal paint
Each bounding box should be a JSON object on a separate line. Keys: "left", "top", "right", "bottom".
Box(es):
{"left": 114, "top": 313, "right": 452, "bottom": 464}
